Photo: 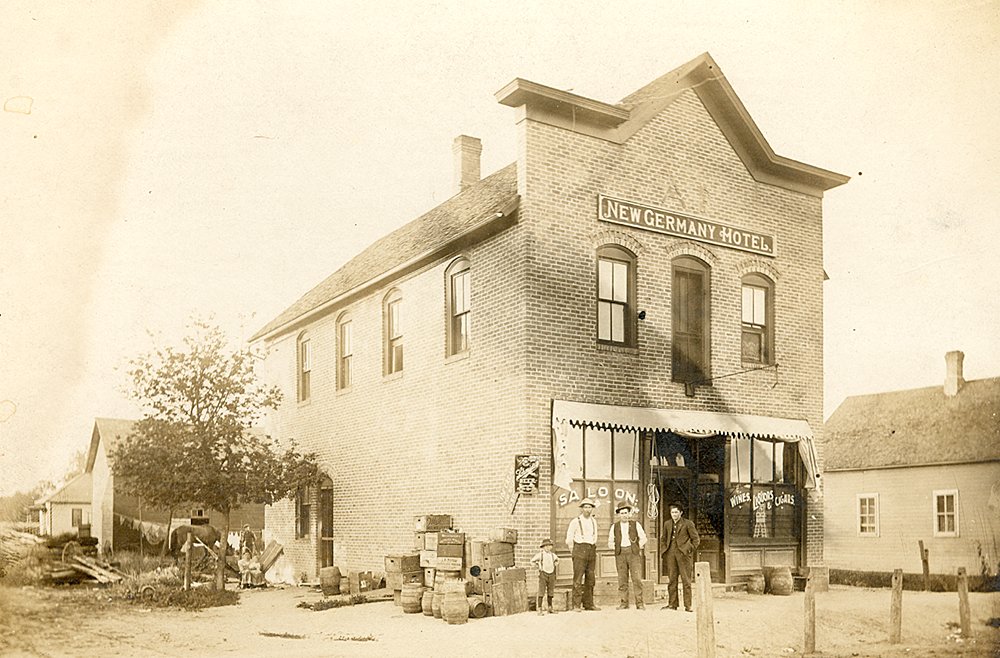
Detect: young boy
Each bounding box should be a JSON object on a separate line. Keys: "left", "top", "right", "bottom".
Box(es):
{"left": 530, "top": 538, "right": 560, "bottom": 615}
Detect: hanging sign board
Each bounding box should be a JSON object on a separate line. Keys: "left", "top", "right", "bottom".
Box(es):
{"left": 514, "top": 455, "right": 540, "bottom": 495}
{"left": 598, "top": 194, "right": 776, "bottom": 257}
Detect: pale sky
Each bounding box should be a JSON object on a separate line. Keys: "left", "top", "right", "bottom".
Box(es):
{"left": 2, "top": 1, "right": 998, "bottom": 497}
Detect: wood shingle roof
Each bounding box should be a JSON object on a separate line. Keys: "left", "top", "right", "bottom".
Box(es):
{"left": 824, "top": 377, "right": 1000, "bottom": 470}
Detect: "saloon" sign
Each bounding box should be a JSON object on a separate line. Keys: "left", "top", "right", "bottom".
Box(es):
{"left": 598, "top": 194, "right": 776, "bottom": 257}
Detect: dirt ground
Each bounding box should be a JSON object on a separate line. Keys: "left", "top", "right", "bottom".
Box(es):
{"left": 1, "top": 583, "right": 997, "bottom": 658}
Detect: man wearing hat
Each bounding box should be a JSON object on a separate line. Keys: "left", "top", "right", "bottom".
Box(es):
{"left": 607, "top": 501, "right": 647, "bottom": 609}
{"left": 565, "top": 497, "right": 600, "bottom": 611}
{"left": 530, "top": 538, "right": 560, "bottom": 615}
{"left": 662, "top": 502, "right": 700, "bottom": 612}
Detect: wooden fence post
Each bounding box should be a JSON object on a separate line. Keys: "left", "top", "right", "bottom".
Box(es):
{"left": 804, "top": 573, "right": 816, "bottom": 655}
{"left": 918, "top": 540, "right": 930, "bottom": 591}
{"left": 183, "top": 532, "right": 192, "bottom": 591}
{"left": 694, "top": 561, "right": 715, "bottom": 658}
{"left": 957, "top": 567, "right": 971, "bottom": 638}
{"left": 889, "top": 568, "right": 903, "bottom": 644}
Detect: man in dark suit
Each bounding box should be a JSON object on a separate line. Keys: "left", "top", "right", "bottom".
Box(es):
{"left": 662, "top": 502, "right": 700, "bottom": 612}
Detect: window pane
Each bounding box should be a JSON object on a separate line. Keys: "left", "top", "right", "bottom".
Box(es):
{"left": 389, "top": 300, "right": 401, "bottom": 338}
{"left": 342, "top": 355, "right": 351, "bottom": 388}
{"left": 599, "top": 260, "right": 612, "bottom": 300}
{"left": 584, "top": 428, "right": 613, "bottom": 479}
{"left": 613, "top": 262, "right": 628, "bottom": 302}
{"left": 753, "top": 288, "right": 766, "bottom": 325}
{"left": 613, "top": 430, "right": 639, "bottom": 480}
{"left": 742, "top": 286, "right": 753, "bottom": 323}
{"left": 341, "top": 322, "right": 352, "bottom": 355}
{"left": 301, "top": 340, "right": 312, "bottom": 371}
{"left": 753, "top": 439, "right": 774, "bottom": 483}
{"left": 598, "top": 302, "right": 610, "bottom": 340}
{"left": 565, "top": 425, "right": 584, "bottom": 479}
{"left": 773, "top": 442, "right": 784, "bottom": 482}
{"left": 611, "top": 304, "right": 624, "bottom": 342}
{"left": 731, "top": 437, "right": 751, "bottom": 483}
{"left": 462, "top": 270, "right": 471, "bottom": 309}
{"left": 742, "top": 330, "right": 762, "bottom": 362}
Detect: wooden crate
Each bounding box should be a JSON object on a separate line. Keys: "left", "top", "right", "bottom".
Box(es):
{"left": 415, "top": 515, "right": 452, "bottom": 532}
{"left": 488, "top": 527, "right": 518, "bottom": 543}
{"left": 419, "top": 550, "right": 437, "bottom": 568}
{"left": 423, "top": 567, "right": 436, "bottom": 587}
{"left": 438, "top": 531, "right": 465, "bottom": 545}
{"left": 491, "top": 579, "right": 529, "bottom": 616}
{"left": 465, "top": 540, "right": 484, "bottom": 568}
{"left": 436, "top": 543, "right": 463, "bottom": 558}
{"left": 482, "top": 551, "right": 515, "bottom": 571}
{"left": 384, "top": 554, "right": 420, "bottom": 573}
{"left": 436, "top": 556, "right": 463, "bottom": 572}
{"left": 423, "top": 532, "right": 439, "bottom": 550}
{"left": 483, "top": 541, "right": 515, "bottom": 556}
{"left": 385, "top": 570, "right": 422, "bottom": 590}
{"left": 493, "top": 567, "right": 526, "bottom": 584}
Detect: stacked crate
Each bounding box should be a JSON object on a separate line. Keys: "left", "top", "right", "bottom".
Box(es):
{"left": 414, "top": 513, "right": 452, "bottom": 585}
{"left": 384, "top": 553, "right": 422, "bottom": 605}
{"left": 466, "top": 527, "right": 528, "bottom": 616}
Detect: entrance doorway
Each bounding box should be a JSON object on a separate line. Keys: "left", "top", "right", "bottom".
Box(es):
{"left": 654, "top": 431, "right": 726, "bottom": 582}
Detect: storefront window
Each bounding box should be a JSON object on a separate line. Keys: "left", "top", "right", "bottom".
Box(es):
{"left": 554, "top": 425, "right": 639, "bottom": 550}
{"left": 729, "top": 437, "right": 800, "bottom": 541}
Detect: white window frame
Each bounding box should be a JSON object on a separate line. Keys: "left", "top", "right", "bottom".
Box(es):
{"left": 856, "top": 493, "right": 879, "bottom": 537}
{"left": 932, "top": 489, "right": 959, "bottom": 537}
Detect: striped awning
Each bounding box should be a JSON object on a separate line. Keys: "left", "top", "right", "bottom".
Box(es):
{"left": 551, "top": 400, "right": 820, "bottom": 488}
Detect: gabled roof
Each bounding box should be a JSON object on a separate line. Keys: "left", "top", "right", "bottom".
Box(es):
{"left": 37, "top": 471, "right": 92, "bottom": 505}
{"left": 85, "top": 417, "right": 137, "bottom": 473}
{"left": 496, "top": 52, "right": 849, "bottom": 198}
{"left": 825, "top": 377, "right": 1000, "bottom": 470}
{"left": 252, "top": 164, "right": 519, "bottom": 342}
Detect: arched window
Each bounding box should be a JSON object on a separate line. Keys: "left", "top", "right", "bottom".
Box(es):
{"left": 741, "top": 273, "right": 774, "bottom": 364}
{"left": 337, "top": 315, "right": 353, "bottom": 390}
{"left": 596, "top": 245, "right": 637, "bottom": 347}
{"left": 296, "top": 331, "right": 312, "bottom": 402}
{"left": 445, "top": 257, "right": 471, "bottom": 356}
{"left": 671, "top": 256, "right": 710, "bottom": 383}
{"left": 383, "top": 290, "right": 403, "bottom": 375}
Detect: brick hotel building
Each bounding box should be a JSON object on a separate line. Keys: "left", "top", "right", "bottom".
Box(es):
{"left": 251, "top": 53, "right": 848, "bottom": 587}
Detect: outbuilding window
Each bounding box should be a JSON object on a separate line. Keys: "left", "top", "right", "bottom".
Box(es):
{"left": 597, "top": 245, "right": 636, "bottom": 347}
{"left": 741, "top": 274, "right": 774, "bottom": 364}
{"left": 933, "top": 489, "right": 959, "bottom": 537}
{"left": 71, "top": 508, "right": 82, "bottom": 527}
{"left": 672, "top": 256, "right": 710, "bottom": 383}
{"left": 446, "top": 258, "right": 471, "bottom": 357}
{"left": 857, "top": 493, "right": 879, "bottom": 536}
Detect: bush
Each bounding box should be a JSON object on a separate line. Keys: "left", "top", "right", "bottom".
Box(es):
{"left": 158, "top": 586, "right": 239, "bottom": 610}
{"left": 830, "top": 568, "right": 998, "bottom": 592}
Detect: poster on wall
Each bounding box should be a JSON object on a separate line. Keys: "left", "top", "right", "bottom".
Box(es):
{"left": 514, "top": 455, "right": 540, "bottom": 494}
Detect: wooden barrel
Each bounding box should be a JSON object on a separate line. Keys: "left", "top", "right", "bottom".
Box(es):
{"left": 401, "top": 583, "right": 425, "bottom": 613}
{"left": 746, "top": 572, "right": 765, "bottom": 595}
{"left": 319, "top": 566, "right": 341, "bottom": 596}
{"left": 442, "top": 590, "right": 469, "bottom": 624}
{"left": 432, "top": 590, "right": 444, "bottom": 618}
{"left": 467, "top": 595, "right": 488, "bottom": 619}
{"left": 421, "top": 590, "right": 434, "bottom": 616}
{"left": 768, "top": 566, "right": 794, "bottom": 596}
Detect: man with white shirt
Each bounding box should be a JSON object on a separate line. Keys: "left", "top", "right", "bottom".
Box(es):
{"left": 565, "top": 497, "right": 600, "bottom": 611}
{"left": 608, "top": 501, "right": 647, "bottom": 609}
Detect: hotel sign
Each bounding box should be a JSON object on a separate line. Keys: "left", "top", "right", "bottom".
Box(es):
{"left": 598, "top": 194, "right": 776, "bottom": 257}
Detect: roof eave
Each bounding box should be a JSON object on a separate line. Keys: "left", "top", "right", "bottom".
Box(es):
{"left": 495, "top": 78, "right": 630, "bottom": 128}
{"left": 253, "top": 195, "right": 520, "bottom": 344}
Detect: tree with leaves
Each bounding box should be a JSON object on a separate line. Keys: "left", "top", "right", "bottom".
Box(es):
{"left": 110, "top": 319, "right": 318, "bottom": 589}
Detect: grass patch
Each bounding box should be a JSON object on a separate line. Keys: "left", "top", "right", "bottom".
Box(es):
{"left": 297, "top": 594, "right": 367, "bottom": 611}
{"left": 156, "top": 587, "right": 239, "bottom": 610}
{"left": 333, "top": 634, "right": 376, "bottom": 642}
{"left": 830, "top": 568, "right": 998, "bottom": 592}
{"left": 259, "top": 631, "right": 304, "bottom": 639}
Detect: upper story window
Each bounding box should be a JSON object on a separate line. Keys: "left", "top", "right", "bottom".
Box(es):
{"left": 446, "top": 258, "right": 471, "bottom": 356}
{"left": 297, "top": 332, "right": 312, "bottom": 402}
{"left": 672, "top": 256, "right": 710, "bottom": 383}
{"left": 741, "top": 274, "right": 774, "bottom": 364}
{"left": 384, "top": 291, "right": 403, "bottom": 375}
{"left": 933, "top": 489, "right": 959, "bottom": 537}
{"left": 597, "top": 245, "right": 637, "bottom": 347}
{"left": 337, "top": 316, "right": 353, "bottom": 390}
{"left": 857, "top": 493, "right": 879, "bottom": 536}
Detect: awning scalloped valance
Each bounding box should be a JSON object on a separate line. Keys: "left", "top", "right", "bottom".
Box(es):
{"left": 550, "top": 400, "right": 820, "bottom": 489}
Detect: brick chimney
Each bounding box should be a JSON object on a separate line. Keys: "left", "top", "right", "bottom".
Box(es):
{"left": 944, "top": 350, "right": 965, "bottom": 397}
{"left": 452, "top": 135, "right": 482, "bottom": 193}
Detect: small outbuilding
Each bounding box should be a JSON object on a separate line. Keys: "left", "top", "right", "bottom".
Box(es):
{"left": 824, "top": 351, "right": 1000, "bottom": 586}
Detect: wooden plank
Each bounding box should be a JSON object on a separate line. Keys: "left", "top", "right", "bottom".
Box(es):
{"left": 491, "top": 579, "right": 529, "bottom": 616}
{"left": 890, "top": 569, "right": 903, "bottom": 644}
{"left": 694, "top": 561, "right": 715, "bottom": 658}
{"left": 258, "top": 540, "right": 283, "bottom": 574}
{"left": 72, "top": 556, "right": 123, "bottom": 583}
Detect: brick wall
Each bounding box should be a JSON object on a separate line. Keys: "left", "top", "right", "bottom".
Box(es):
{"left": 259, "top": 86, "right": 829, "bottom": 579}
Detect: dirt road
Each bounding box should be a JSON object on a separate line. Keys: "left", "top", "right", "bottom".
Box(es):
{"left": 2, "top": 584, "right": 997, "bottom": 657}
